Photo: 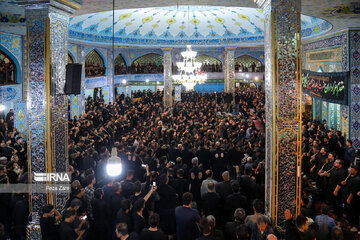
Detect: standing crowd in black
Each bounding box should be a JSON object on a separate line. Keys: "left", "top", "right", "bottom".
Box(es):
{"left": 0, "top": 86, "right": 359, "bottom": 240}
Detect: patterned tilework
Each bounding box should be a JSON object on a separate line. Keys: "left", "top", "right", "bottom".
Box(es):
{"left": 68, "top": 43, "right": 78, "bottom": 62}
{"left": 350, "top": 31, "right": 360, "bottom": 149}
{"left": 68, "top": 6, "right": 331, "bottom": 47}
{"left": 0, "top": 84, "right": 22, "bottom": 103}
{"left": 14, "top": 100, "right": 27, "bottom": 139}
{"left": 163, "top": 49, "right": 172, "bottom": 107}
{"left": 0, "top": 32, "right": 22, "bottom": 65}
{"left": 25, "top": 8, "right": 48, "bottom": 215}
{"left": 263, "top": 0, "right": 302, "bottom": 228}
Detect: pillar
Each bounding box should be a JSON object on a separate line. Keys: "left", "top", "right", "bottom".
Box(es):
{"left": 107, "top": 48, "right": 114, "bottom": 103}
{"left": 162, "top": 48, "right": 172, "bottom": 108}
{"left": 224, "top": 47, "right": 236, "bottom": 93}
{"left": 24, "top": 0, "right": 80, "bottom": 217}
{"left": 256, "top": 0, "right": 302, "bottom": 227}
{"left": 349, "top": 30, "right": 360, "bottom": 149}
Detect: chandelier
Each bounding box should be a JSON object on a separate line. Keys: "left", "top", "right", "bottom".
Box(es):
{"left": 173, "top": 45, "right": 207, "bottom": 90}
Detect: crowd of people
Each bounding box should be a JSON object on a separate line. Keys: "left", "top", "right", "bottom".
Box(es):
{"left": 0, "top": 86, "right": 359, "bottom": 240}
{"left": 234, "top": 63, "right": 263, "bottom": 73}
{"left": 114, "top": 63, "right": 164, "bottom": 75}
{"left": 199, "top": 63, "right": 222, "bottom": 73}
{"left": 85, "top": 63, "right": 106, "bottom": 78}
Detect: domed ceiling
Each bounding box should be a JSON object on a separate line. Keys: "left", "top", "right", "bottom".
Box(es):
{"left": 68, "top": 6, "right": 332, "bottom": 47}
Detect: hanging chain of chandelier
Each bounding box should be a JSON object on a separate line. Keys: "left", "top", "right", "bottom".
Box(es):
{"left": 173, "top": 45, "right": 207, "bottom": 85}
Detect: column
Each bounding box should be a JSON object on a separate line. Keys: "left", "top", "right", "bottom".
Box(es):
{"left": 162, "top": 48, "right": 172, "bottom": 108}
{"left": 24, "top": 0, "right": 80, "bottom": 218}
{"left": 224, "top": 47, "right": 236, "bottom": 93}
{"left": 107, "top": 48, "right": 114, "bottom": 103}
{"left": 349, "top": 30, "right": 360, "bottom": 149}
{"left": 77, "top": 44, "right": 86, "bottom": 115}
{"left": 223, "top": 51, "right": 227, "bottom": 91}
{"left": 256, "top": 0, "right": 302, "bottom": 227}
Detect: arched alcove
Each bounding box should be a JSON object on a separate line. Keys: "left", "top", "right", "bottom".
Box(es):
{"left": 68, "top": 53, "right": 74, "bottom": 64}
{"left": 131, "top": 53, "right": 164, "bottom": 74}
{"left": 0, "top": 49, "right": 17, "bottom": 85}
{"left": 85, "top": 49, "right": 106, "bottom": 77}
{"left": 195, "top": 55, "right": 222, "bottom": 72}
{"left": 114, "top": 54, "right": 127, "bottom": 75}
{"left": 235, "top": 55, "right": 263, "bottom": 72}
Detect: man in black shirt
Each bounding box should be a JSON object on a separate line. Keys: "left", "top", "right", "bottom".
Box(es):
{"left": 40, "top": 204, "right": 62, "bottom": 240}
{"left": 139, "top": 213, "right": 167, "bottom": 240}
{"left": 116, "top": 223, "right": 138, "bottom": 240}
{"left": 202, "top": 181, "right": 220, "bottom": 220}
{"left": 59, "top": 209, "right": 85, "bottom": 240}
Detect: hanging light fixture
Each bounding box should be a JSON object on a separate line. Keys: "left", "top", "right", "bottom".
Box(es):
{"left": 173, "top": 45, "right": 207, "bottom": 90}
{"left": 172, "top": 6, "right": 206, "bottom": 91}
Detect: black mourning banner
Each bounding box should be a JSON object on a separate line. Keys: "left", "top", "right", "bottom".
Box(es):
{"left": 302, "top": 70, "right": 349, "bottom": 105}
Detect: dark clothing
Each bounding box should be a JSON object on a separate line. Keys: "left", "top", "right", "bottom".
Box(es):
{"left": 40, "top": 216, "right": 59, "bottom": 240}
{"left": 285, "top": 220, "right": 308, "bottom": 240}
{"left": 224, "top": 193, "right": 249, "bottom": 221}
{"left": 196, "top": 235, "right": 220, "bottom": 240}
{"left": 224, "top": 222, "right": 241, "bottom": 240}
{"left": 92, "top": 197, "right": 110, "bottom": 238}
{"left": 202, "top": 192, "right": 220, "bottom": 219}
{"left": 116, "top": 209, "right": 132, "bottom": 232}
{"left": 139, "top": 229, "right": 167, "bottom": 240}
{"left": 156, "top": 184, "right": 177, "bottom": 234}
{"left": 215, "top": 180, "right": 233, "bottom": 204}
{"left": 175, "top": 206, "right": 200, "bottom": 240}
{"left": 59, "top": 221, "right": 77, "bottom": 240}
{"left": 133, "top": 212, "right": 147, "bottom": 234}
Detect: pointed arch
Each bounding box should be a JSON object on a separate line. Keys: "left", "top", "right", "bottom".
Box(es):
{"left": 195, "top": 55, "right": 222, "bottom": 72}
{"left": 115, "top": 53, "right": 127, "bottom": 75}
{"left": 235, "top": 55, "right": 263, "bottom": 72}
{"left": 68, "top": 53, "right": 74, "bottom": 64}
{"left": 85, "top": 49, "right": 106, "bottom": 77}
{"left": 0, "top": 49, "right": 18, "bottom": 85}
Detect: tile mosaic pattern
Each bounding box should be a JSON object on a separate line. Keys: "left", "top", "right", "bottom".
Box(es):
{"left": 350, "top": 31, "right": 360, "bottom": 148}
{"left": 14, "top": 100, "right": 27, "bottom": 139}
{"left": 25, "top": 9, "right": 48, "bottom": 214}
{"left": 224, "top": 48, "right": 235, "bottom": 93}
{"left": 25, "top": 4, "right": 71, "bottom": 217}
{"left": 263, "top": 0, "right": 302, "bottom": 228}
{"left": 163, "top": 49, "right": 172, "bottom": 107}
{"left": 0, "top": 32, "right": 22, "bottom": 65}
{"left": 68, "top": 6, "right": 331, "bottom": 47}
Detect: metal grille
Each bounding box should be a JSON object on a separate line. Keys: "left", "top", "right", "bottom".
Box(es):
{"left": 133, "top": 53, "right": 164, "bottom": 66}
{"left": 195, "top": 55, "right": 221, "bottom": 65}
{"left": 85, "top": 49, "right": 104, "bottom": 67}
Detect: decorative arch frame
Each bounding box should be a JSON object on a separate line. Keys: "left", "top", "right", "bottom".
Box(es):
{"left": 85, "top": 49, "right": 107, "bottom": 77}
{"left": 85, "top": 48, "right": 107, "bottom": 68}
{"left": 115, "top": 53, "right": 127, "bottom": 67}
{"left": 0, "top": 45, "right": 21, "bottom": 84}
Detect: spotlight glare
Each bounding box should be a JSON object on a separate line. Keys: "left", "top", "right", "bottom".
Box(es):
{"left": 106, "top": 163, "right": 122, "bottom": 177}
{"left": 106, "top": 148, "right": 122, "bottom": 177}
{"left": 122, "top": 79, "right": 127, "bottom": 84}
{"left": 0, "top": 105, "right": 5, "bottom": 111}
{"left": 146, "top": 79, "right": 150, "bottom": 83}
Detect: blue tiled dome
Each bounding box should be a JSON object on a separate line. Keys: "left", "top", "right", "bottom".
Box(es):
{"left": 68, "top": 6, "right": 332, "bottom": 47}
